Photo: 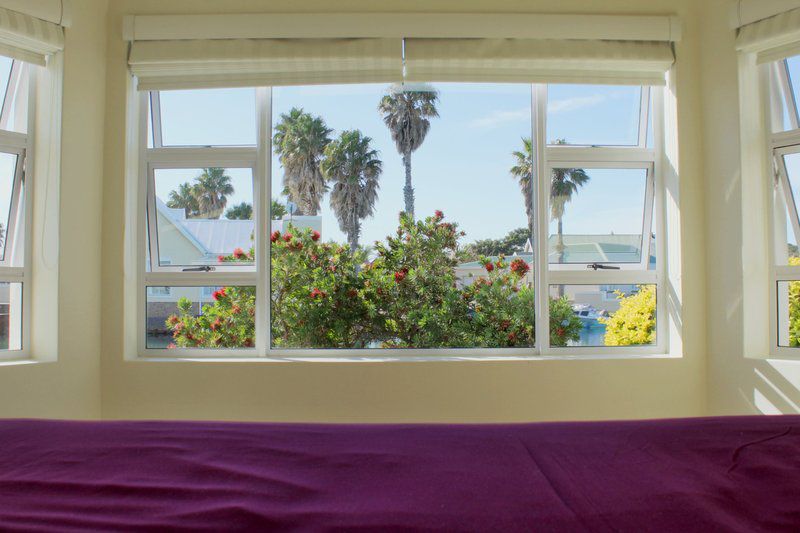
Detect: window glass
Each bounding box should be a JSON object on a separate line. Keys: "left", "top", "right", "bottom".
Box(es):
{"left": 153, "top": 167, "right": 254, "bottom": 268}
{"left": 270, "top": 83, "right": 534, "bottom": 349}
{"left": 146, "top": 286, "right": 255, "bottom": 349}
{"left": 547, "top": 85, "right": 642, "bottom": 146}
{"left": 788, "top": 56, "right": 800, "bottom": 127}
{"left": 0, "top": 282, "right": 21, "bottom": 350}
{"left": 0, "top": 56, "right": 12, "bottom": 117}
{"left": 548, "top": 167, "right": 648, "bottom": 265}
{"left": 158, "top": 88, "right": 257, "bottom": 146}
{"left": 0, "top": 152, "right": 18, "bottom": 262}
{"left": 549, "top": 284, "right": 656, "bottom": 347}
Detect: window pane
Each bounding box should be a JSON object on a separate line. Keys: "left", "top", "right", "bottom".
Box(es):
{"left": 779, "top": 153, "right": 800, "bottom": 264}
{"left": 788, "top": 56, "right": 800, "bottom": 128}
{"left": 777, "top": 281, "right": 800, "bottom": 348}
{"left": 0, "top": 152, "right": 18, "bottom": 262}
{"left": 548, "top": 167, "right": 648, "bottom": 265}
{"left": 153, "top": 167, "right": 255, "bottom": 268}
{"left": 270, "top": 83, "right": 533, "bottom": 349}
{"left": 547, "top": 85, "right": 642, "bottom": 146}
{"left": 146, "top": 286, "right": 255, "bottom": 349}
{"left": 549, "top": 284, "right": 656, "bottom": 347}
{"left": 0, "top": 282, "right": 22, "bottom": 351}
{"left": 158, "top": 88, "right": 256, "bottom": 146}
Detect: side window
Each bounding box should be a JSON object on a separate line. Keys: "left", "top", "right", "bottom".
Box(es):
{"left": 0, "top": 56, "right": 29, "bottom": 356}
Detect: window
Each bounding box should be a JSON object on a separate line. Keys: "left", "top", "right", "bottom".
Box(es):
{"left": 0, "top": 56, "right": 30, "bottom": 357}
{"left": 138, "top": 81, "right": 665, "bottom": 356}
{"left": 768, "top": 54, "right": 800, "bottom": 353}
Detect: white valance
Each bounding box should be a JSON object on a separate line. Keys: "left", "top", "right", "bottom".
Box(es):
{"left": 736, "top": 6, "right": 800, "bottom": 63}
{"left": 129, "top": 38, "right": 403, "bottom": 90}
{"left": 404, "top": 39, "right": 674, "bottom": 86}
{"left": 0, "top": 4, "right": 64, "bottom": 65}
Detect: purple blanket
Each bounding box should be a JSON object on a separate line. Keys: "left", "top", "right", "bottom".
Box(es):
{"left": 0, "top": 416, "right": 798, "bottom": 531}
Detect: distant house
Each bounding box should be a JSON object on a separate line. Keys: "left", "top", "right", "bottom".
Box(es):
{"left": 455, "top": 234, "right": 656, "bottom": 313}
{"left": 146, "top": 198, "right": 322, "bottom": 342}
{"left": 154, "top": 198, "right": 322, "bottom": 266}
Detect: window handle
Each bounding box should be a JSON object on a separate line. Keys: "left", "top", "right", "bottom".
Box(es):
{"left": 587, "top": 263, "right": 620, "bottom": 271}
{"left": 182, "top": 266, "right": 216, "bottom": 272}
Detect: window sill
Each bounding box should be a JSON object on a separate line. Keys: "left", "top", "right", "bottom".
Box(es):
{"left": 129, "top": 352, "right": 680, "bottom": 364}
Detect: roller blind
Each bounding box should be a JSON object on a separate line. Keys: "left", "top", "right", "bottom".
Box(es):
{"left": 0, "top": 4, "right": 64, "bottom": 65}
{"left": 736, "top": 7, "right": 800, "bottom": 63}
{"left": 404, "top": 39, "right": 675, "bottom": 86}
{"left": 129, "top": 38, "right": 403, "bottom": 90}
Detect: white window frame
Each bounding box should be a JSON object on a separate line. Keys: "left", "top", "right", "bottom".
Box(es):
{"left": 135, "top": 82, "right": 668, "bottom": 358}
{"left": 0, "top": 59, "right": 34, "bottom": 361}
{"left": 138, "top": 89, "right": 269, "bottom": 357}
{"left": 767, "top": 57, "right": 800, "bottom": 356}
{"left": 534, "top": 84, "right": 667, "bottom": 356}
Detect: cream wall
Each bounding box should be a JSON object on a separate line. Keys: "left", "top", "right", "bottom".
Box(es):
{"left": 0, "top": 0, "right": 108, "bottom": 418}
{"left": 97, "top": 0, "right": 709, "bottom": 422}
{"left": 701, "top": 0, "right": 800, "bottom": 415}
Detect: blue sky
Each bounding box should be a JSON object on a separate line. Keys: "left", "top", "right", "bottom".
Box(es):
{"left": 152, "top": 82, "right": 653, "bottom": 248}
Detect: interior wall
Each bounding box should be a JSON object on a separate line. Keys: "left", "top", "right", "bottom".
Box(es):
{"left": 99, "top": 0, "right": 708, "bottom": 422}
{"left": 702, "top": 0, "right": 800, "bottom": 415}
{"left": 0, "top": 0, "right": 108, "bottom": 419}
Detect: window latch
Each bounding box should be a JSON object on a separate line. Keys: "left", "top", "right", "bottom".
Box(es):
{"left": 587, "top": 263, "right": 620, "bottom": 271}
{"left": 182, "top": 265, "right": 216, "bottom": 272}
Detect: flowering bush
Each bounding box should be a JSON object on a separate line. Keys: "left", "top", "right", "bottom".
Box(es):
{"left": 167, "top": 286, "right": 256, "bottom": 348}
{"left": 270, "top": 227, "right": 369, "bottom": 348}
{"left": 165, "top": 211, "right": 597, "bottom": 350}
{"left": 599, "top": 285, "right": 656, "bottom": 346}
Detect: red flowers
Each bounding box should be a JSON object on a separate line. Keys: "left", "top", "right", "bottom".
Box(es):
{"left": 394, "top": 267, "right": 409, "bottom": 283}
{"left": 434, "top": 210, "right": 444, "bottom": 220}
{"left": 217, "top": 255, "right": 225, "bottom": 263}
{"left": 233, "top": 248, "right": 246, "bottom": 259}
{"left": 510, "top": 258, "right": 530, "bottom": 277}
{"left": 210, "top": 318, "right": 221, "bottom": 331}
{"left": 212, "top": 288, "right": 226, "bottom": 301}
{"left": 556, "top": 327, "right": 566, "bottom": 337}
{"left": 311, "top": 230, "right": 321, "bottom": 242}
{"left": 283, "top": 233, "right": 293, "bottom": 242}
{"left": 271, "top": 231, "right": 281, "bottom": 243}
{"left": 310, "top": 288, "right": 327, "bottom": 299}
{"left": 484, "top": 262, "right": 494, "bottom": 273}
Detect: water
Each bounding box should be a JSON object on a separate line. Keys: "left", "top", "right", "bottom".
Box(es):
{"left": 573, "top": 319, "right": 607, "bottom": 347}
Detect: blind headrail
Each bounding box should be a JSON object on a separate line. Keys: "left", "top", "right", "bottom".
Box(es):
{"left": 123, "top": 13, "right": 682, "bottom": 43}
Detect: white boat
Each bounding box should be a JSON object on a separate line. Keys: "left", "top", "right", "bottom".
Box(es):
{"left": 572, "top": 304, "right": 609, "bottom": 322}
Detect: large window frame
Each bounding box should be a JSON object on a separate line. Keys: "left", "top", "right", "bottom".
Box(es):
{"left": 136, "top": 82, "right": 668, "bottom": 358}
{"left": 767, "top": 57, "right": 800, "bottom": 357}
{"left": 0, "top": 59, "right": 34, "bottom": 361}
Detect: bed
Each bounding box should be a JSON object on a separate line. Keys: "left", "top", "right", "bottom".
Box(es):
{"left": 0, "top": 416, "right": 798, "bottom": 531}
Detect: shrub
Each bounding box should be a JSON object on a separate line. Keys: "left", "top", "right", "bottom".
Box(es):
{"left": 599, "top": 285, "right": 656, "bottom": 346}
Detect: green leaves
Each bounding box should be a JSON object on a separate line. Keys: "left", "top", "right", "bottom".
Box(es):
{"left": 164, "top": 213, "right": 586, "bottom": 350}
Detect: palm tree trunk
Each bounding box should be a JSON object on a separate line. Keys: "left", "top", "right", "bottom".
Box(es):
{"left": 557, "top": 216, "right": 565, "bottom": 297}
{"left": 402, "top": 151, "right": 414, "bottom": 219}
{"left": 348, "top": 213, "right": 360, "bottom": 252}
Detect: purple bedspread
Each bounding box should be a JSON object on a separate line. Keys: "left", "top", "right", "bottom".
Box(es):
{"left": 0, "top": 416, "right": 798, "bottom": 531}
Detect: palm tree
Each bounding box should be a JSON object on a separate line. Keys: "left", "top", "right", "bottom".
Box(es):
{"left": 273, "top": 108, "right": 332, "bottom": 216}
{"left": 378, "top": 84, "right": 439, "bottom": 218}
{"left": 510, "top": 137, "right": 534, "bottom": 245}
{"left": 550, "top": 140, "right": 590, "bottom": 264}
{"left": 321, "top": 130, "right": 382, "bottom": 251}
{"left": 225, "top": 202, "right": 253, "bottom": 220}
{"left": 167, "top": 182, "right": 200, "bottom": 218}
{"left": 271, "top": 199, "right": 287, "bottom": 220}
{"left": 194, "top": 167, "right": 234, "bottom": 219}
